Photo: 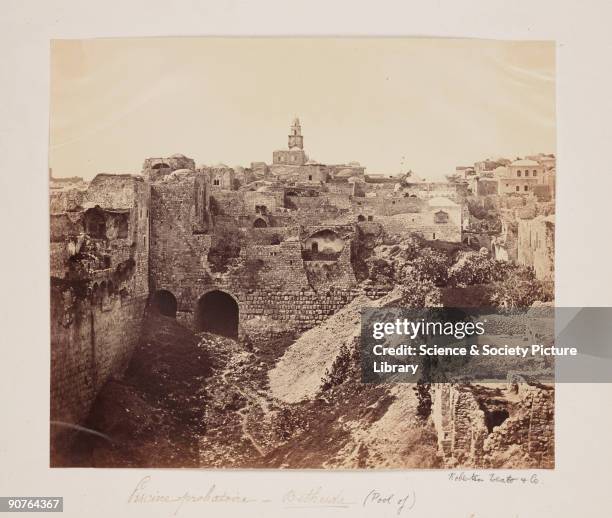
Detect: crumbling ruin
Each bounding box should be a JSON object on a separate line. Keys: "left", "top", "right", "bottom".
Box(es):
{"left": 50, "top": 119, "right": 555, "bottom": 466}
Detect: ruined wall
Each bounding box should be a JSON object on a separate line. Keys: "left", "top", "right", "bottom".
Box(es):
{"left": 483, "top": 384, "right": 554, "bottom": 467}
{"left": 150, "top": 179, "right": 362, "bottom": 333}
{"left": 50, "top": 288, "right": 146, "bottom": 456}
{"left": 50, "top": 188, "right": 86, "bottom": 213}
{"left": 50, "top": 174, "right": 149, "bottom": 454}
{"left": 431, "top": 384, "right": 489, "bottom": 466}
{"left": 149, "top": 176, "right": 213, "bottom": 317}
{"left": 431, "top": 382, "right": 554, "bottom": 468}
{"left": 517, "top": 216, "right": 555, "bottom": 281}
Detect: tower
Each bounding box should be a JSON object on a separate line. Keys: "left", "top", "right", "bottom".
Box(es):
{"left": 288, "top": 117, "right": 304, "bottom": 150}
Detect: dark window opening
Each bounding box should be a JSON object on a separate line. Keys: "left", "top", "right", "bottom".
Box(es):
{"left": 357, "top": 214, "right": 366, "bottom": 222}
{"left": 84, "top": 208, "right": 107, "bottom": 239}
{"left": 434, "top": 210, "right": 449, "bottom": 224}
{"left": 484, "top": 409, "right": 510, "bottom": 433}
{"left": 253, "top": 218, "right": 267, "bottom": 228}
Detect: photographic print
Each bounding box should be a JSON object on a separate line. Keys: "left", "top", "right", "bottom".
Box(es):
{"left": 49, "top": 38, "right": 555, "bottom": 468}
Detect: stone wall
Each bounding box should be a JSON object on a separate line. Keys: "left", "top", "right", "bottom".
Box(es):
{"left": 50, "top": 174, "right": 150, "bottom": 456}
{"left": 517, "top": 215, "right": 555, "bottom": 281}
{"left": 50, "top": 287, "right": 147, "bottom": 457}
{"left": 431, "top": 381, "right": 554, "bottom": 468}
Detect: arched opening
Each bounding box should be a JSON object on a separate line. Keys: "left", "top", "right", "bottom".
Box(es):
{"left": 253, "top": 217, "right": 267, "bottom": 228}
{"left": 152, "top": 162, "right": 169, "bottom": 169}
{"left": 152, "top": 289, "right": 177, "bottom": 317}
{"left": 357, "top": 214, "right": 366, "bottom": 222}
{"left": 303, "top": 229, "right": 344, "bottom": 261}
{"left": 196, "top": 290, "right": 238, "bottom": 338}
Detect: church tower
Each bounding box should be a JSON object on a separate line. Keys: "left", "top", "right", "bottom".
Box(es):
{"left": 288, "top": 117, "right": 304, "bottom": 150}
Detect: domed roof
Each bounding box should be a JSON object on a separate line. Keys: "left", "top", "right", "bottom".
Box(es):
{"left": 428, "top": 196, "right": 458, "bottom": 207}
{"left": 170, "top": 153, "right": 187, "bottom": 159}
{"left": 215, "top": 163, "right": 230, "bottom": 169}
{"left": 348, "top": 161, "right": 361, "bottom": 167}
{"left": 171, "top": 168, "right": 192, "bottom": 175}
{"left": 511, "top": 159, "right": 539, "bottom": 167}
{"left": 336, "top": 168, "right": 356, "bottom": 178}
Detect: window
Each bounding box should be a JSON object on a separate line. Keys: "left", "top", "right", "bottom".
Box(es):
{"left": 367, "top": 215, "right": 374, "bottom": 221}
{"left": 524, "top": 185, "right": 529, "bottom": 191}
{"left": 308, "top": 175, "right": 312, "bottom": 181}
{"left": 533, "top": 170, "right": 537, "bottom": 177}
{"left": 434, "top": 210, "right": 449, "bottom": 224}
{"left": 517, "top": 170, "right": 522, "bottom": 177}
{"left": 433, "top": 233, "right": 436, "bottom": 239}
{"left": 213, "top": 179, "right": 220, "bottom": 186}
{"left": 516, "top": 186, "right": 520, "bottom": 191}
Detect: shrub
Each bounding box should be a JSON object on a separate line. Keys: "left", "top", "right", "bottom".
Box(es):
{"left": 207, "top": 222, "right": 243, "bottom": 272}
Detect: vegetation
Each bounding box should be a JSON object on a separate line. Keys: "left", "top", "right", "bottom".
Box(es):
{"left": 362, "top": 232, "right": 552, "bottom": 308}
{"left": 207, "top": 222, "right": 243, "bottom": 272}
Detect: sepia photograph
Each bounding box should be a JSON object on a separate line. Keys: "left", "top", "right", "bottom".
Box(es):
{"left": 49, "top": 37, "right": 556, "bottom": 469}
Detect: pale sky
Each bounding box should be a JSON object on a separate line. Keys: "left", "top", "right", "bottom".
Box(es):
{"left": 50, "top": 38, "right": 555, "bottom": 180}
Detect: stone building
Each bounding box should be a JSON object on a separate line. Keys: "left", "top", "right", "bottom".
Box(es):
{"left": 272, "top": 117, "right": 308, "bottom": 166}
{"left": 50, "top": 119, "right": 555, "bottom": 455}
{"left": 50, "top": 174, "right": 150, "bottom": 455}
{"left": 517, "top": 215, "right": 555, "bottom": 281}
{"left": 142, "top": 153, "right": 196, "bottom": 181}
{"left": 202, "top": 163, "right": 236, "bottom": 190}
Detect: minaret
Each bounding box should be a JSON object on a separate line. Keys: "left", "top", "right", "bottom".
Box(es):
{"left": 288, "top": 117, "right": 304, "bottom": 150}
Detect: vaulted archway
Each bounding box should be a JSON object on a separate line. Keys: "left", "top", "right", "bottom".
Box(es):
{"left": 196, "top": 290, "right": 239, "bottom": 338}
{"left": 152, "top": 289, "right": 177, "bottom": 317}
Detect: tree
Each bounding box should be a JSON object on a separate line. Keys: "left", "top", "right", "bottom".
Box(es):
{"left": 490, "top": 265, "right": 553, "bottom": 308}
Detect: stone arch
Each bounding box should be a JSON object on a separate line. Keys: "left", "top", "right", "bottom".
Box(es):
{"left": 152, "top": 162, "right": 169, "bottom": 169}
{"left": 196, "top": 290, "right": 239, "bottom": 338}
{"left": 357, "top": 214, "right": 366, "bottom": 222}
{"left": 303, "top": 228, "right": 344, "bottom": 260}
{"left": 152, "top": 289, "right": 178, "bottom": 317}
{"left": 253, "top": 217, "right": 268, "bottom": 228}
